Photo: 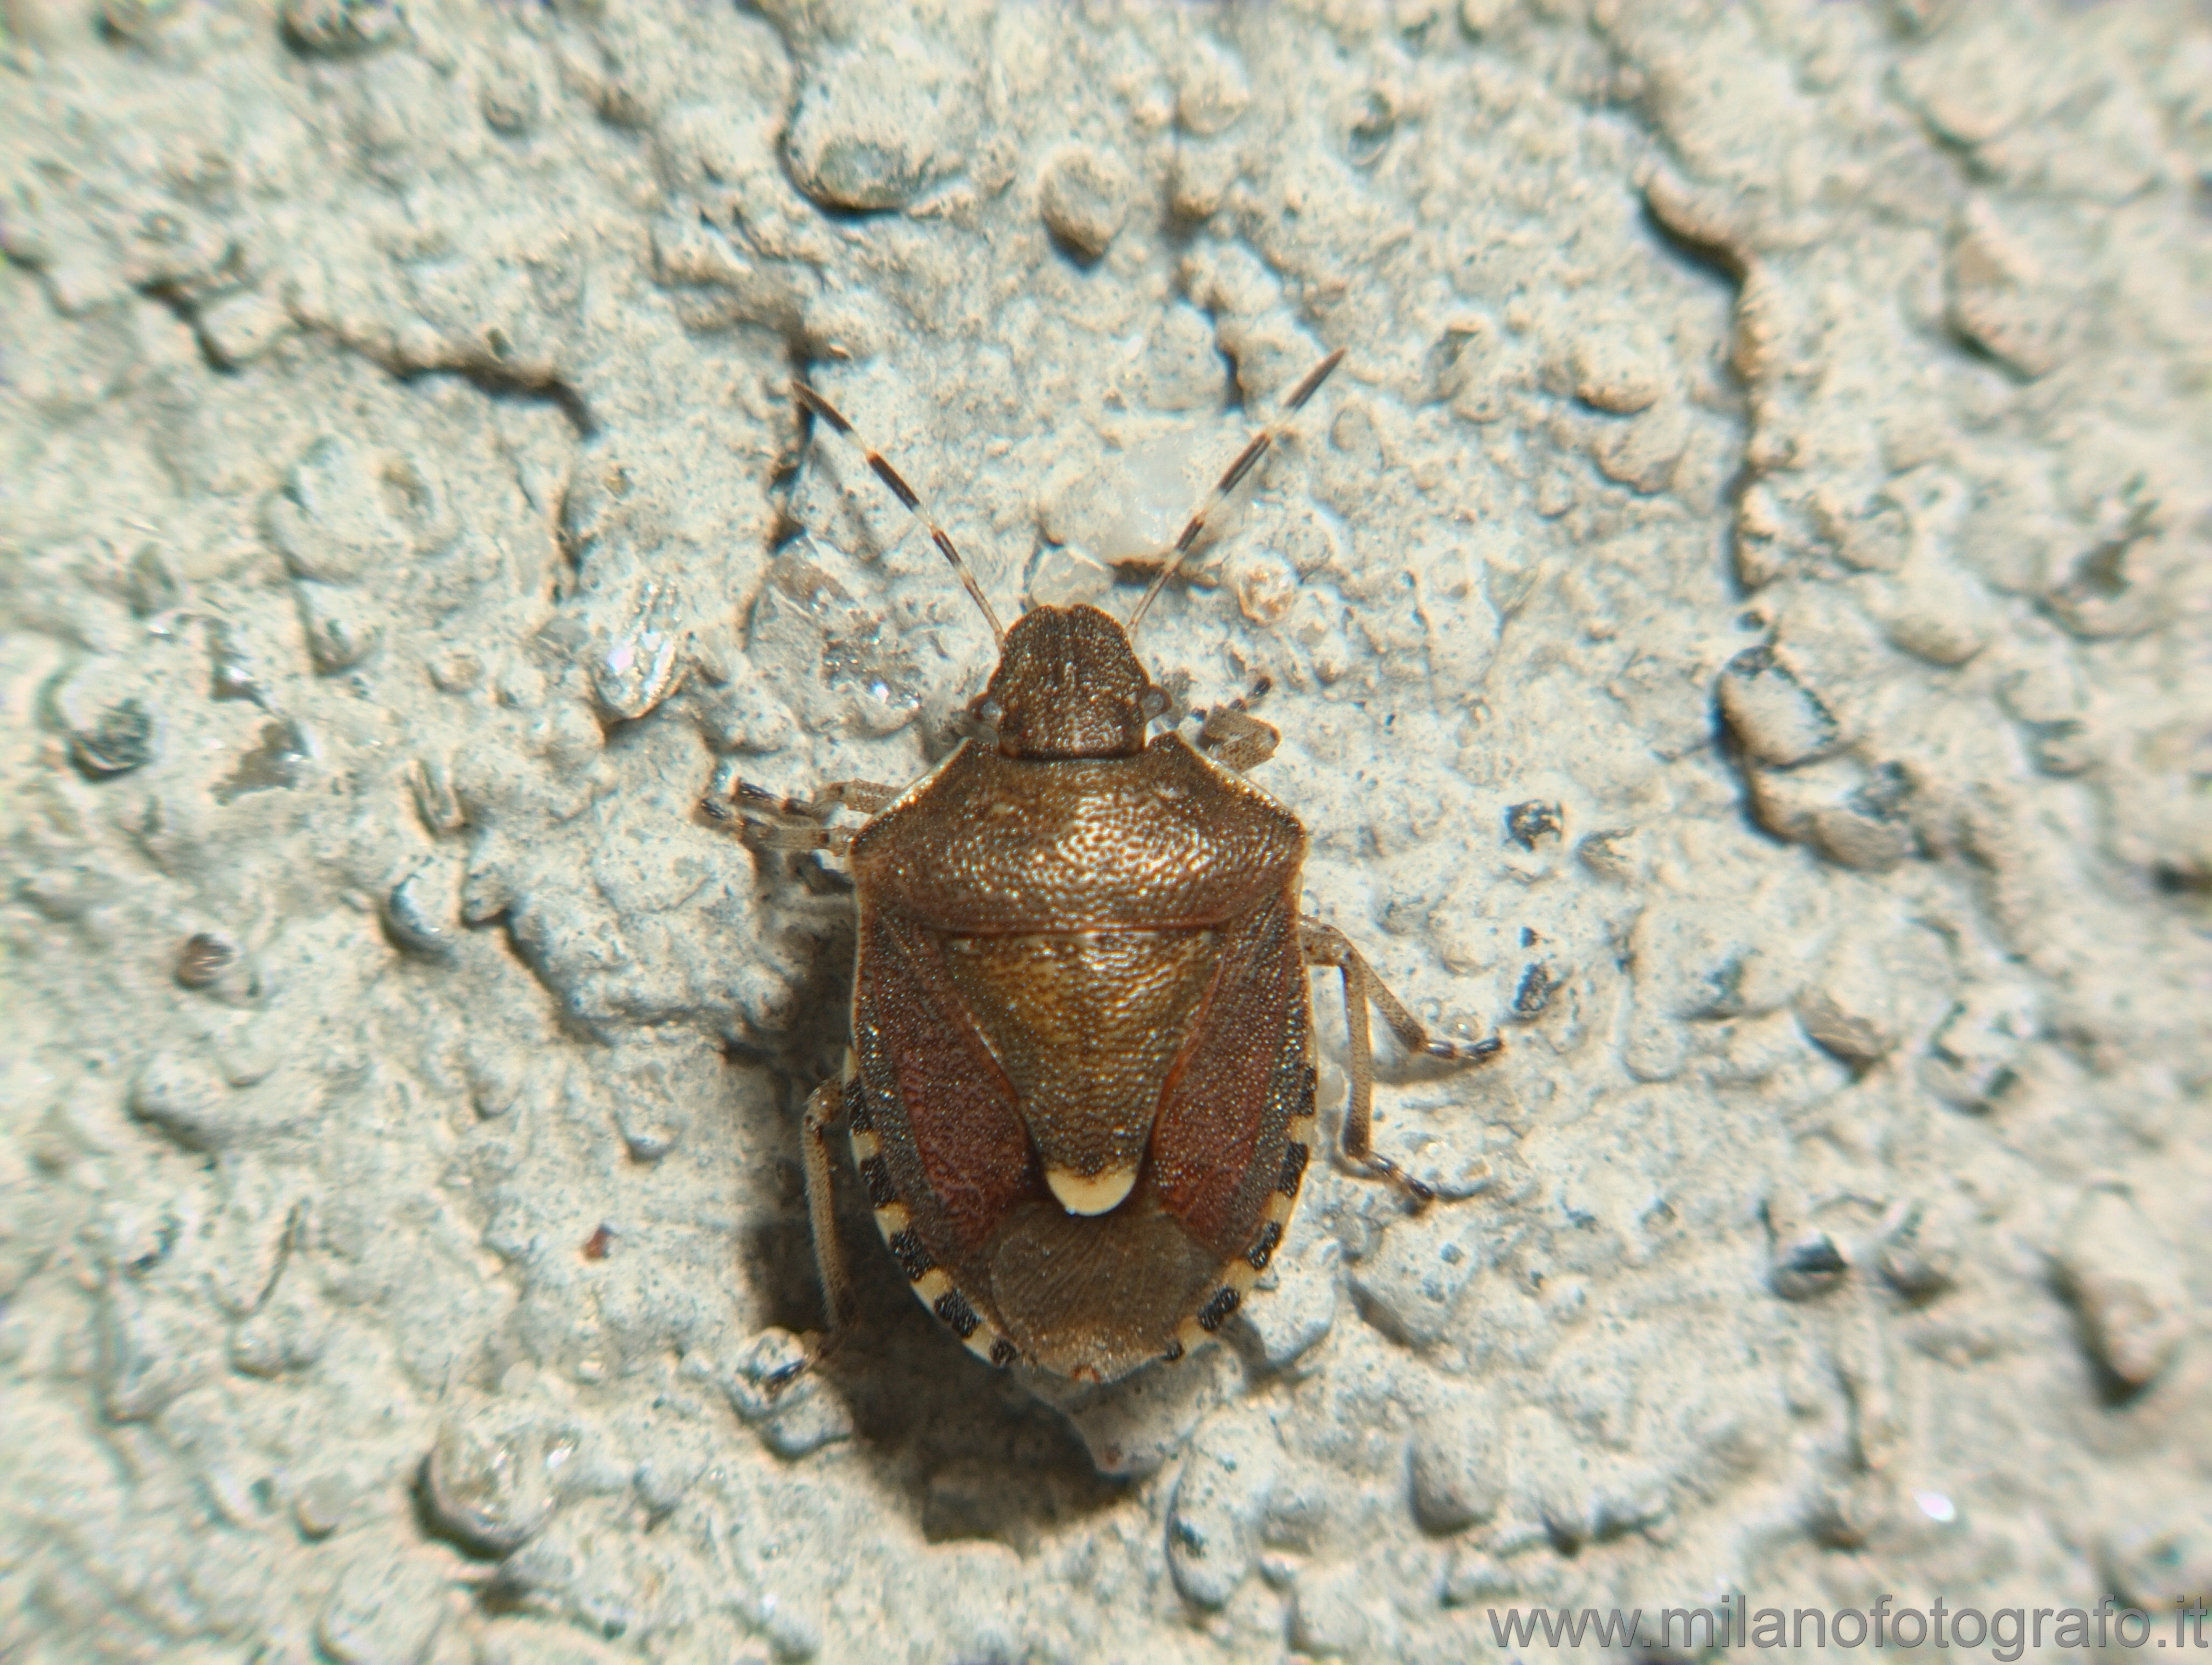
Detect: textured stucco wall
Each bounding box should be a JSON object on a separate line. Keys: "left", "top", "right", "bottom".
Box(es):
{"left": 2, "top": 1, "right": 2208, "bottom": 1660}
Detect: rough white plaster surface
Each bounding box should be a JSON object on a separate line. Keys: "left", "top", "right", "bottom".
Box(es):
{"left": 3, "top": 1, "right": 2208, "bottom": 1660}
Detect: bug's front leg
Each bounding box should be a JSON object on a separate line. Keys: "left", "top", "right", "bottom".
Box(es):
{"left": 1299, "top": 919, "right": 1503, "bottom": 1205}
{"left": 699, "top": 777, "right": 902, "bottom": 853}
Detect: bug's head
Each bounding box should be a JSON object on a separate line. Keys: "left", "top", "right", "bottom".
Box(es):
{"left": 978, "top": 605, "right": 1166, "bottom": 760}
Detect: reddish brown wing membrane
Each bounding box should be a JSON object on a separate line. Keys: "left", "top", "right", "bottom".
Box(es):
{"left": 854, "top": 908, "right": 1034, "bottom": 1256}
{"left": 1150, "top": 886, "right": 1312, "bottom": 1253}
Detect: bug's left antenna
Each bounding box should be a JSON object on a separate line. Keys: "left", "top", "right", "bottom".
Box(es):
{"left": 1125, "top": 348, "right": 1347, "bottom": 639}
{"left": 792, "top": 381, "right": 1007, "bottom": 649}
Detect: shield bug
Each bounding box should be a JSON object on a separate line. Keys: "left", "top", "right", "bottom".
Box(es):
{"left": 709, "top": 351, "right": 1502, "bottom": 1383}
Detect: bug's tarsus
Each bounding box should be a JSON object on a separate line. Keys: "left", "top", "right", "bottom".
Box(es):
{"left": 1127, "top": 348, "right": 1349, "bottom": 637}
{"left": 792, "top": 380, "right": 1007, "bottom": 649}
{"left": 1360, "top": 1152, "right": 1437, "bottom": 1209}
{"left": 763, "top": 1326, "right": 848, "bottom": 1397}
{"left": 1426, "top": 1033, "right": 1505, "bottom": 1065}
{"left": 763, "top": 1360, "right": 806, "bottom": 1393}
{"left": 1298, "top": 918, "right": 1502, "bottom": 1207}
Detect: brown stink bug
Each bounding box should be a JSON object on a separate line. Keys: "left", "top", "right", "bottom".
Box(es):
{"left": 708, "top": 351, "right": 1502, "bottom": 1384}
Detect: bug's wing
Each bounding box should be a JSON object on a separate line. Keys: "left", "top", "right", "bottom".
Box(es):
{"left": 1149, "top": 886, "right": 1314, "bottom": 1258}
{"left": 852, "top": 905, "right": 1038, "bottom": 1257}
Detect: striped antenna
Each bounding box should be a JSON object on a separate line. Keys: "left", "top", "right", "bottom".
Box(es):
{"left": 1125, "top": 348, "right": 1346, "bottom": 639}
{"left": 791, "top": 381, "right": 1007, "bottom": 649}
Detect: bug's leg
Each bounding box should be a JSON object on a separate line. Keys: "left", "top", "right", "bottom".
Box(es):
{"left": 1299, "top": 920, "right": 1504, "bottom": 1205}
{"left": 800, "top": 1076, "right": 853, "bottom": 1331}
{"left": 1197, "top": 676, "right": 1279, "bottom": 773}
{"left": 791, "top": 380, "right": 1006, "bottom": 647}
{"left": 768, "top": 1076, "right": 852, "bottom": 1391}
{"left": 807, "top": 780, "right": 902, "bottom": 816}
{"left": 1299, "top": 920, "right": 1399, "bottom": 1195}
{"left": 698, "top": 778, "right": 902, "bottom": 853}
{"left": 727, "top": 777, "right": 905, "bottom": 820}
{"left": 700, "top": 799, "right": 851, "bottom": 855}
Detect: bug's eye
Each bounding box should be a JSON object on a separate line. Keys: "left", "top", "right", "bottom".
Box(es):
{"left": 1138, "top": 687, "right": 1168, "bottom": 721}
{"left": 970, "top": 695, "right": 1004, "bottom": 726}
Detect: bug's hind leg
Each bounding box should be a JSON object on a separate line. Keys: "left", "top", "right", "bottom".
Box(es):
{"left": 1299, "top": 920, "right": 1504, "bottom": 1205}
{"left": 1196, "top": 676, "right": 1280, "bottom": 773}
{"left": 766, "top": 1074, "right": 854, "bottom": 1391}
{"left": 800, "top": 1074, "right": 854, "bottom": 1332}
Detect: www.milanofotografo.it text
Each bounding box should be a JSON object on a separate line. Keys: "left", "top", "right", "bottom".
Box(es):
{"left": 1486, "top": 1594, "right": 2211, "bottom": 1657}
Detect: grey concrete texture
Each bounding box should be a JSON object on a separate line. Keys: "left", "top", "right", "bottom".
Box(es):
{"left": 1, "top": 0, "right": 2207, "bottom": 1660}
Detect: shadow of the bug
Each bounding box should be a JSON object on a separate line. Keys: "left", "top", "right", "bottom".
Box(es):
{"left": 745, "top": 1201, "right": 1129, "bottom": 1548}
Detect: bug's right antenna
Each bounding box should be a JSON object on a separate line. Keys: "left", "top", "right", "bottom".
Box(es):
{"left": 792, "top": 381, "right": 1007, "bottom": 650}
{"left": 1125, "top": 348, "right": 1347, "bottom": 639}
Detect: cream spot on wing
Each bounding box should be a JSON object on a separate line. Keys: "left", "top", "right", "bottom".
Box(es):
{"left": 1046, "top": 1164, "right": 1138, "bottom": 1216}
